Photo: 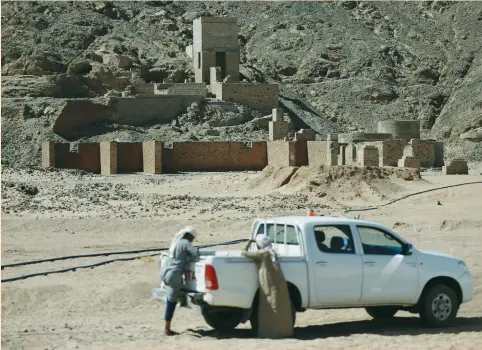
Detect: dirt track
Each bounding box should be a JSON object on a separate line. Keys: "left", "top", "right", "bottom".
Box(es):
{"left": 2, "top": 167, "right": 482, "bottom": 349}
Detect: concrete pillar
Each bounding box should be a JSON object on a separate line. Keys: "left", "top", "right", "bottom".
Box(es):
{"left": 100, "top": 141, "right": 118, "bottom": 175}
{"left": 345, "top": 144, "right": 357, "bottom": 165}
{"left": 42, "top": 141, "right": 56, "bottom": 168}
{"left": 338, "top": 145, "right": 346, "bottom": 165}
{"left": 142, "top": 141, "right": 163, "bottom": 174}
{"left": 210, "top": 67, "right": 222, "bottom": 84}
{"left": 272, "top": 108, "right": 284, "bottom": 122}
{"left": 326, "top": 134, "right": 339, "bottom": 166}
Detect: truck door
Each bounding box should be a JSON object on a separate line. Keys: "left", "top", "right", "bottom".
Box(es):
{"left": 309, "top": 224, "right": 363, "bottom": 306}
{"left": 356, "top": 225, "right": 419, "bottom": 304}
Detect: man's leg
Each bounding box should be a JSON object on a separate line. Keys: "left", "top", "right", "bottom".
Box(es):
{"left": 164, "top": 299, "right": 177, "bottom": 336}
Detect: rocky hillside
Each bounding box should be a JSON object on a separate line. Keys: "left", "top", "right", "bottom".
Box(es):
{"left": 2, "top": 1, "right": 481, "bottom": 167}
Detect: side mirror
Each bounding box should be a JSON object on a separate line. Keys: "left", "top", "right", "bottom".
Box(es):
{"left": 404, "top": 243, "right": 414, "bottom": 256}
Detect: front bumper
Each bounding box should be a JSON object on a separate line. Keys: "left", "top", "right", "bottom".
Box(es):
{"left": 457, "top": 272, "right": 474, "bottom": 303}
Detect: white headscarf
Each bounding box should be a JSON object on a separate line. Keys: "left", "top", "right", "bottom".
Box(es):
{"left": 255, "top": 234, "right": 280, "bottom": 271}
{"left": 169, "top": 226, "right": 198, "bottom": 258}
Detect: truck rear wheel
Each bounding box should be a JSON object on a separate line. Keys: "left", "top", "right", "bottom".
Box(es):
{"left": 202, "top": 306, "right": 243, "bottom": 332}
{"left": 365, "top": 306, "right": 398, "bottom": 319}
{"left": 419, "top": 284, "right": 459, "bottom": 327}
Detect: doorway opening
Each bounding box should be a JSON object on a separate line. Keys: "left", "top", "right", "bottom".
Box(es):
{"left": 215, "top": 52, "right": 226, "bottom": 80}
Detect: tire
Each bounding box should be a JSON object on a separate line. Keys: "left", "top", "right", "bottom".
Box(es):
{"left": 365, "top": 306, "right": 398, "bottom": 319}
{"left": 250, "top": 300, "right": 296, "bottom": 334}
{"left": 420, "top": 284, "right": 459, "bottom": 327}
{"left": 202, "top": 306, "right": 244, "bottom": 332}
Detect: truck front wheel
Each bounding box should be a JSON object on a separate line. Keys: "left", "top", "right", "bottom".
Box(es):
{"left": 202, "top": 306, "right": 244, "bottom": 332}
{"left": 419, "top": 284, "right": 459, "bottom": 327}
{"left": 365, "top": 306, "right": 398, "bottom": 319}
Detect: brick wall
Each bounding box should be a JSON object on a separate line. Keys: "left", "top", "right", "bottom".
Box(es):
{"left": 43, "top": 142, "right": 101, "bottom": 173}
{"left": 110, "top": 95, "right": 204, "bottom": 125}
{"left": 193, "top": 17, "right": 239, "bottom": 52}
{"left": 43, "top": 141, "right": 270, "bottom": 174}
{"left": 154, "top": 83, "right": 207, "bottom": 96}
{"left": 267, "top": 141, "right": 308, "bottom": 167}
{"left": 163, "top": 141, "right": 267, "bottom": 172}
{"left": 404, "top": 139, "right": 435, "bottom": 167}
{"left": 307, "top": 141, "right": 329, "bottom": 166}
{"left": 117, "top": 142, "right": 143, "bottom": 173}
{"left": 218, "top": 83, "right": 278, "bottom": 111}
{"left": 134, "top": 82, "right": 155, "bottom": 95}
{"left": 358, "top": 145, "right": 379, "bottom": 166}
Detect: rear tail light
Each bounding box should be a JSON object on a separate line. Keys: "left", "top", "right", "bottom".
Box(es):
{"left": 205, "top": 264, "right": 219, "bottom": 290}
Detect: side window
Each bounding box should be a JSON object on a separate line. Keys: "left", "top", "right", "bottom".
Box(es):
{"left": 313, "top": 225, "right": 355, "bottom": 254}
{"left": 256, "top": 224, "right": 299, "bottom": 245}
{"left": 357, "top": 226, "right": 404, "bottom": 256}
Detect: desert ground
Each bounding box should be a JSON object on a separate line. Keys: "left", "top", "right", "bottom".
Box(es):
{"left": 2, "top": 166, "right": 482, "bottom": 349}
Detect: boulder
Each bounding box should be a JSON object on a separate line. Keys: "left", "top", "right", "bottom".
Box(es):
{"left": 103, "top": 54, "right": 133, "bottom": 69}
{"left": 68, "top": 60, "right": 92, "bottom": 75}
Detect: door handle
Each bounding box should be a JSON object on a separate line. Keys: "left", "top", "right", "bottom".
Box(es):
{"left": 364, "top": 261, "right": 376, "bottom": 266}
{"left": 316, "top": 261, "right": 328, "bottom": 266}
{"left": 405, "top": 262, "right": 416, "bottom": 267}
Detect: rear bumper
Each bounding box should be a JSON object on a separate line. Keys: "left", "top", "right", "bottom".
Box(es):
{"left": 457, "top": 272, "right": 474, "bottom": 303}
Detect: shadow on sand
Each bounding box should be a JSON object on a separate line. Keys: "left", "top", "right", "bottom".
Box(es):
{"left": 187, "top": 316, "right": 482, "bottom": 340}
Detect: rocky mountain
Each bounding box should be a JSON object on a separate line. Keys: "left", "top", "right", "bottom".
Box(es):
{"left": 1, "top": 1, "right": 481, "bottom": 167}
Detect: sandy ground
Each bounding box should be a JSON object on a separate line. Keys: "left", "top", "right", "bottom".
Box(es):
{"left": 2, "top": 166, "right": 482, "bottom": 349}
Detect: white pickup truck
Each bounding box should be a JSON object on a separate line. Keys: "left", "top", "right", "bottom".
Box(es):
{"left": 159, "top": 216, "right": 473, "bottom": 331}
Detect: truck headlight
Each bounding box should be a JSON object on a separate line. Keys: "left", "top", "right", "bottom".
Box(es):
{"left": 458, "top": 261, "right": 468, "bottom": 272}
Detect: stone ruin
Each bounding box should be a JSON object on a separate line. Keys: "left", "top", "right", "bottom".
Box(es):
{"left": 42, "top": 16, "right": 470, "bottom": 176}
{"left": 131, "top": 16, "right": 279, "bottom": 113}
{"left": 44, "top": 107, "right": 469, "bottom": 175}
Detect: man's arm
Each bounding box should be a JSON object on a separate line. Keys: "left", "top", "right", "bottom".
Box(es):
{"left": 241, "top": 239, "right": 265, "bottom": 261}
{"left": 184, "top": 240, "right": 200, "bottom": 261}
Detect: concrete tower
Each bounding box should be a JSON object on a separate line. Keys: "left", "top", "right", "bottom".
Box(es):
{"left": 192, "top": 16, "right": 240, "bottom": 84}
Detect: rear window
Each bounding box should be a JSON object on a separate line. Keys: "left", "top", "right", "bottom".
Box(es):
{"left": 256, "top": 223, "right": 299, "bottom": 245}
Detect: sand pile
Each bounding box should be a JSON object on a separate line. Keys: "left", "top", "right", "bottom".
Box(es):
{"left": 249, "top": 165, "right": 422, "bottom": 205}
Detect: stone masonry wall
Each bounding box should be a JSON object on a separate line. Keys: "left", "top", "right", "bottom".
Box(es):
{"left": 43, "top": 142, "right": 101, "bottom": 173}
{"left": 117, "top": 142, "right": 143, "bottom": 173}
{"left": 110, "top": 95, "right": 204, "bottom": 126}
{"left": 443, "top": 159, "right": 469, "bottom": 175}
{"left": 358, "top": 145, "right": 379, "bottom": 166}
{"left": 163, "top": 141, "right": 267, "bottom": 172}
{"left": 154, "top": 83, "right": 207, "bottom": 96}
{"left": 218, "top": 83, "right": 278, "bottom": 111}
{"left": 307, "top": 141, "right": 329, "bottom": 166}
{"left": 353, "top": 140, "right": 405, "bottom": 167}
{"left": 193, "top": 17, "right": 239, "bottom": 52}
{"left": 403, "top": 139, "right": 436, "bottom": 167}
{"left": 267, "top": 141, "right": 308, "bottom": 167}
{"left": 134, "top": 82, "right": 155, "bottom": 95}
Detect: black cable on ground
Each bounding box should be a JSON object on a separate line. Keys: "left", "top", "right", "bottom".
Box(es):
{"left": 1, "top": 239, "right": 248, "bottom": 270}
{"left": 1, "top": 247, "right": 169, "bottom": 269}
{"left": 1, "top": 239, "right": 248, "bottom": 283}
{"left": 344, "top": 181, "right": 482, "bottom": 213}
